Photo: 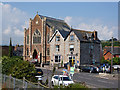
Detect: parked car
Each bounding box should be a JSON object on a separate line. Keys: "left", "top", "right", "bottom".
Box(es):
{"left": 35, "top": 68, "right": 43, "bottom": 76}
{"left": 112, "top": 65, "right": 120, "bottom": 70}
{"left": 51, "top": 75, "right": 74, "bottom": 86}
{"left": 79, "top": 66, "right": 99, "bottom": 73}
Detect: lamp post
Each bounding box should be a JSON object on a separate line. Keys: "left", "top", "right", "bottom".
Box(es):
{"left": 111, "top": 37, "right": 113, "bottom": 74}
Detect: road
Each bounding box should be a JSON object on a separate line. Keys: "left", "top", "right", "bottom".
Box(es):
{"left": 39, "top": 68, "right": 118, "bottom": 88}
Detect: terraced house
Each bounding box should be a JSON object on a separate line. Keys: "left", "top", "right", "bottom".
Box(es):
{"left": 23, "top": 13, "right": 101, "bottom": 67}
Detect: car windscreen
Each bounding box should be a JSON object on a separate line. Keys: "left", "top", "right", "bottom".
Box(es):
{"left": 61, "top": 77, "right": 71, "bottom": 81}
{"left": 36, "top": 69, "right": 42, "bottom": 72}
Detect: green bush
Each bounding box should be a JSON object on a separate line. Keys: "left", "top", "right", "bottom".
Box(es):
{"left": 2, "top": 56, "right": 37, "bottom": 82}
{"left": 101, "top": 57, "right": 120, "bottom": 65}
{"left": 2, "top": 56, "right": 23, "bottom": 75}
{"left": 11, "top": 61, "right": 36, "bottom": 79}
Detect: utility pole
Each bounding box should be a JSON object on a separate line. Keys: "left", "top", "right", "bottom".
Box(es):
{"left": 111, "top": 37, "right": 113, "bottom": 74}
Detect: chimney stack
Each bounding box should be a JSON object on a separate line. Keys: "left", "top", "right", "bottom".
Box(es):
{"left": 94, "top": 30, "right": 97, "bottom": 40}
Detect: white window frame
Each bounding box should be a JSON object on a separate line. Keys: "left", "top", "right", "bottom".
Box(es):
{"left": 70, "top": 44, "right": 74, "bottom": 51}
{"left": 56, "top": 36, "right": 60, "bottom": 41}
{"left": 55, "top": 55, "right": 61, "bottom": 62}
{"left": 56, "top": 45, "right": 60, "bottom": 52}
{"left": 70, "top": 35, "right": 74, "bottom": 41}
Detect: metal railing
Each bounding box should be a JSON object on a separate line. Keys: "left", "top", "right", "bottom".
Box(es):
{"left": 2, "top": 74, "right": 49, "bottom": 89}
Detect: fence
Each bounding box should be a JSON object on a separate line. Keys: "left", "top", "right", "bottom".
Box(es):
{"left": 2, "top": 74, "right": 48, "bottom": 89}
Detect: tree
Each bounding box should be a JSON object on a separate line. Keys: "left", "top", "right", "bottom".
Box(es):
{"left": 9, "top": 37, "right": 13, "bottom": 57}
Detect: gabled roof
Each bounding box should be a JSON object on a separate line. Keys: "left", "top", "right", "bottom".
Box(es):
{"left": 103, "top": 51, "right": 112, "bottom": 56}
{"left": 104, "top": 46, "right": 120, "bottom": 55}
{"left": 38, "top": 14, "right": 71, "bottom": 41}
{"left": 72, "top": 29, "right": 100, "bottom": 43}
{"left": 49, "top": 30, "right": 69, "bottom": 42}
{"left": 39, "top": 14, "right": 71, "bottom": 32}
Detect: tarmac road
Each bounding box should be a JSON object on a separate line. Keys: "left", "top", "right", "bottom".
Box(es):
{"left": 39, "top": 68, "right": 119, "bottom": 88}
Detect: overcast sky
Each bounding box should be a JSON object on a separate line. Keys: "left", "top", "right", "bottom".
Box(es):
{"left": 1, "top": 1, "right": 119, "bottom": 45}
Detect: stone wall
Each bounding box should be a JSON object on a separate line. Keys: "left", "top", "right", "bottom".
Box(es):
{"left": 50, "top": 31, "right": 65, "bottom": 66}
{"left": 80, "top": 42, "right": 100, "bottom": 65}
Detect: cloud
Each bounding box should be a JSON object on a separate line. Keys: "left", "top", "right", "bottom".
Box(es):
{"left": 64, "top": 16, "right": 118, "bottom": 40}
{"left": 3, "top": 26, "right": 11, "bottom": 35}
{"left": 2, "top": 3, "right": 29, "bottom": 45}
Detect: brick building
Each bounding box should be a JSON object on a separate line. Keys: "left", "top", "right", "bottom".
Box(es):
{"left": 103, "top": 46, "right": 120, "bottom": 60}
{"left": 23, "top": 14, "right": 101, "bottom": 66}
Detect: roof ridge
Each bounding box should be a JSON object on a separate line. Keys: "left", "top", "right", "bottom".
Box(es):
{"left": 72, "top": 29, "right": 93, "bottom": 33}
{"left": 39, "top": 14, "right": 65, "bottom": 23}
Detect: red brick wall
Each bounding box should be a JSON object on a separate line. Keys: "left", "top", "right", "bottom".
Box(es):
{"left": 104, "top": 52, "right": 112, "bottom": 60}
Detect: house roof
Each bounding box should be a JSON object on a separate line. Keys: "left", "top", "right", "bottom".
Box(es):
{"left": 38, "top": 14, "right": 100, "bottom": 43}
{"left": 104, "top": 46, "right": 120, "bottom": 55}
{"left": 39, "top": 15, "right": 70, "bottom": 37}
{"left": 39, "top": 14, "right": 70, "bottom": 39}
{"left": 72, "top": 29, "right": 100, "bottom": 43}
{"left": 103, "top": 51, "right": 112, "bottom": 56}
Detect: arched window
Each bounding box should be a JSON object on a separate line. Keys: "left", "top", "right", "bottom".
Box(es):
{"left": 27, "top": 48, "right": 29, "bottom": 56}
{"left": 33, "top": 29, "right": 41, "bottom": 44}
{"left": 47, "top": 33, "right": 49, "bottom": 43}
{"left": 27, "top": 35, "right": 29, "bottom": 44}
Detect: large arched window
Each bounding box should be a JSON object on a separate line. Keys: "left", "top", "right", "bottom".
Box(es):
{"left": 27, "top": 48, "right": 29, "bottom": 56}
{"left": 33, "top": 29, "right": 41, "bottom": 44}
{"left": 47, "top": 33, "right": 49, "bottom": 43}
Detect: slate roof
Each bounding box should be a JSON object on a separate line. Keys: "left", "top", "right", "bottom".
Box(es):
{"left": 38, "top": 14, "right": 100, "bottom": 43}
{"left": 39, "top": 15, "right": 70, "bottom": 38}
{"left": 104, "top": 46, "right": 120, "bottom": 55}
{"left": 72, "top": 29, "right": 100, "bottom": 43}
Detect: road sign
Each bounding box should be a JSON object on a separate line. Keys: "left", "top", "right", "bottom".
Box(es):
{"left": 70, "top": 67, "right": 74, "bottom": 74}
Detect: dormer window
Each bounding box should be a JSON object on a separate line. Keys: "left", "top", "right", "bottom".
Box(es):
{"left": 70, "top": 35, "right": 74, "bottom": 41}
{"left": 56, "top": 36, "right": 60, "bottom": 41}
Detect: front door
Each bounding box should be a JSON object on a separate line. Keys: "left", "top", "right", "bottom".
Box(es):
{"left": 69, "top": 56, "right": 75, "bottom": 66}
{"left": 33, "top": 49, "right": 38, "bottom": 59}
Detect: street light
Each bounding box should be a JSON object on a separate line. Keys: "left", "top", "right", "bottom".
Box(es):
{"left": 111, "top": 37, "right": 113, "bottom": 74}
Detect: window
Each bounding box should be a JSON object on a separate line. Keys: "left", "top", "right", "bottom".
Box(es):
{"left": 70, "top": 44, "right": 74, "bottom": 51}
{"left": 69, "top": 56, "right": 75, "bottom": 65}
{"left": 27, "top": 35, "right": 29, "bottom": 44}
{"left": 27, "top": 48, "right": 29, "bottom": 56}
{"left": 55, "top": 55, "right": 61, "bottom": 62}
{"left": 47, "top": 48, "right": 50, "bottom": 55}
{"left": 33, "top": 29, "right": 41, "bottom": 44}
{"left": 70, "top": 35, "right": 74, "bottom": 41}
{"left": 56, "top": 36, "right": 60, "bottom": 41}
{"left": 56, "top": 45, "right": 60, "bottom": 52}
{"left": 47, "top": 33, "right": 50, "bottom": 43}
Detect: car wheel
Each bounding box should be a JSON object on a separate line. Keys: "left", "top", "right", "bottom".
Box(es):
{"left": 52, "top": 81, "right": 54, "bottom": 86}
{"left": 90, "top": 70, "right": 92, "bottom": 73}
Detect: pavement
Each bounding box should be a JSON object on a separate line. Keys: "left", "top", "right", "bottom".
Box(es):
{"left": 36, "top": 66, "right": 119, "bottom": 88}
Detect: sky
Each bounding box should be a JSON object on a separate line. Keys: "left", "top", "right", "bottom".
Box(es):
{"left": 1, "top": 2, "right": 119, "bottom": 45}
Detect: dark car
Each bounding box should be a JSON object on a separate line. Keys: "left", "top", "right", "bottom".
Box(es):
{"left": 79, "top": 66, "right": 99, "bottom": 73}
{"left": 35, "top": 68, "right": 43, "bottom": 76}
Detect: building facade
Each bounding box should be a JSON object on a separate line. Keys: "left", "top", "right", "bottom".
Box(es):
{"left": 50, "top": 29, "right": 101, "bottom": 66}
{"left": 23, "top": 14, "right": 101, "bottom": 66}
